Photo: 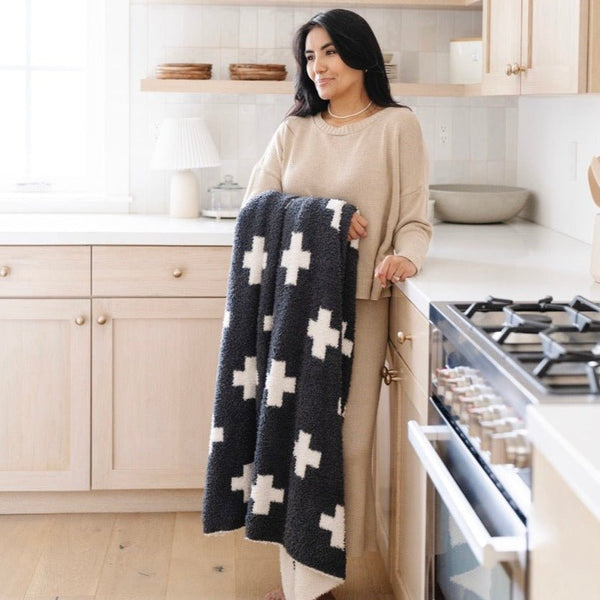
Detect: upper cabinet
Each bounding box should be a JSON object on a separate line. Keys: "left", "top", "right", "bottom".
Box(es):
{"left": 482, "top": 0, "right": 597, "bottom": 95}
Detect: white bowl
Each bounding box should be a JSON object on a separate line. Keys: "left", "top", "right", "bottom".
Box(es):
{"left": 429, "top": 184, "right": 530, "bottom": 224}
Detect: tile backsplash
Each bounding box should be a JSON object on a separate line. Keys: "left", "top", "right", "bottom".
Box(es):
{"left": 130, "top": 3, "right": 517, "bottom": 214}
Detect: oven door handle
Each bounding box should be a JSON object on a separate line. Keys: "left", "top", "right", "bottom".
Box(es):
{"left": 408, "top": 421, "right": 526, "bottom": 569}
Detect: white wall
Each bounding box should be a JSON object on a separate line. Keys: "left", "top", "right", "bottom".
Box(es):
{"left": 129, "top": 3, "right": 517, "bottom": 214}
{"left": 517, "top": 94, "right": 600, "bottom": 244}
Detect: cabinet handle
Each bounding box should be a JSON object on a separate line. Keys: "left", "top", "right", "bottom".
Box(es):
{"left": 511, "top": 63, "right": 526, "bottom": 75}
{"left": 381, "top": 365, "right": 401, "bottom": 386}
{"left": 172, "top": 268, "right": 183, "bottom": 278}
{"left": 396, "top": 331, "right": 413, "bottom": 344}
{"left": 0, "top": 266, "right": 10, "bottom": 277}
{"left": 97, "top": 315, "right": 107, "bottom": 325}
{"left": 505, "top": 63, "right": 513, "bottom": 76}
{"left": 75, "top": 315, "right": 86, "bottom": 326}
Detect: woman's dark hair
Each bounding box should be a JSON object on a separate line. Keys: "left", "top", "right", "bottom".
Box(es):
{"left": 288, "top": 9, "right": 405, "bottom": 117}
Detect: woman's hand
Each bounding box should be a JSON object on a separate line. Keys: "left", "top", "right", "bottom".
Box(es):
{"left": 347, "top": 212, "right": 368, "bottom": 241}
{"left": 374, "top": 255, "right": 417, "bottom": 288}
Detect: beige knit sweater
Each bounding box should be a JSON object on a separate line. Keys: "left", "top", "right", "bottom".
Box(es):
{"left": 244, "top": 106, "right": 433, "bottom": 300}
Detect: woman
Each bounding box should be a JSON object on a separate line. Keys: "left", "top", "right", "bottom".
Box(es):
{"left": 245, "top": 9, "right": 432, "bottom": 600}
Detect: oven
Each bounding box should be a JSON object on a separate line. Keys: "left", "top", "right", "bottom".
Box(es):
{"left": 408, "top": 295, "right": 600, "bottom": 600}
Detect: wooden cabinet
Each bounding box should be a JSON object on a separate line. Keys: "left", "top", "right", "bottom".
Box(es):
{"left": 91, "top": 297, "right": 225, "bottom": 489}
{"left": 0, "top": 244, "right": 231, "bottom": 504}
{"left": 529, "top": 449, "right": 600, "bottom": 600}
{"left": 374, "top": 290, "right": 430, "bottom": 600}
{"left": 482, "top": 0, "right": 594, "bottom": 95}
{"left": 0, "top": 247, "right": 91, "bottom": 492}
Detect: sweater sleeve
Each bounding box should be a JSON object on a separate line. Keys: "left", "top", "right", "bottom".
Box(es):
{"left": 392, "top": 111, "right": 433, "bottom": 272}
{"left": 243, "top": 120, "right": 287, "bottom": 205}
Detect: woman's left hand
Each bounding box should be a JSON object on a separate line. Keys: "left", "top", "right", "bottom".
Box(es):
{"left": 374, "top": 255, "right": 417, "bottom": 288}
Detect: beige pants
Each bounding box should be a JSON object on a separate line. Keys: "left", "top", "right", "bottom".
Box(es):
{"left": 343, "top": 297, "right": 389, "bottom": 557}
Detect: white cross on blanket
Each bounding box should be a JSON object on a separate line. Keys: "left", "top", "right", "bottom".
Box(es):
{"left": 251, "top": 474, "right": 285, "bottom": 515}
{"left": 293, "top": 430, "right": 322, "bottom": 478}
{"left": 265, "top": 359, "right": 296, "bottom": 407}
{"left": 307, "top": 307, "right": 339, "bottom": 360}
{"left": 319, "top": 505, "right": 345, "bottom": 550}
{"left": 281, "top": 232, "right": 311, "bottom": 285}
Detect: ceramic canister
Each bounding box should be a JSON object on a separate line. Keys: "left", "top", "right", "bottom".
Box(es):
{"left": 449, "top": 38, "right": 482, "bottom": 84}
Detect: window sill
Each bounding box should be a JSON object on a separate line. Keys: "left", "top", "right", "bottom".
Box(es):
{"left": 0, "top": 194, "right": 132, "bottom": 214}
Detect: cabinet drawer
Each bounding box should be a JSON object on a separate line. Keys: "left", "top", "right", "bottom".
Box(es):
{"left": 0, "top": 246, "right": 90, "bottom": 297}
{"left": 389, "top": 291, "right": 430, "bottom": 388}
{"left": 92, "top": 246, "right": 232, "bottom": 297}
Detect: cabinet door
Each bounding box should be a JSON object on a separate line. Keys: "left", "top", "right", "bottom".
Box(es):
{"left": 373, "top": 356, "right": 398, "bottom": 573}
{"left": 482, "top": 0, "right": 522, "bottom": 94}
{"left": 0, "top": 299, "right": 90, "bottom": 491}
{"left": 520, "top": 0, "right": 589, "bottom": 94}
{"left": 91, "top": 297, "right": 225, "bottom": 490}
{"left": 483, "top": 0, "right": 589, "bottom": 95}
{"left": 390, "top": 347, "right": 428, "bottom": 600}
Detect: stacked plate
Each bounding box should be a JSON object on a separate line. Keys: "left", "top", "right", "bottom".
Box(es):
{"left": 155, "top": 63, "right": 212, "bottom": 80}
{"left": 385, "top": 63, "right": 398, "bottom": 81}
{"left": 229, "top": 63, "right": 287, "bottom": 81}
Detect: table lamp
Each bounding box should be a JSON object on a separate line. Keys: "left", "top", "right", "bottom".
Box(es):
{"left": 151, "top": 117, "right": 221, "bottom": 218}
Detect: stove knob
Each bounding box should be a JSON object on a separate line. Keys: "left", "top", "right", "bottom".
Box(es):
{"left": 490, "top": 430, "right": 530, "bottom": 467}
{"left": 467, "top": 404, "right": 508, "bottom": 436}
{"left": 480, "top": 417, "right": 522, "bottom": 451}
{"left": 455, "top": 395, "right": 494, "bottom": 423}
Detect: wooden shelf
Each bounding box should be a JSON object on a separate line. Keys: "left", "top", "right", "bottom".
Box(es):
{"left": 141, "top": 78, "right": 481, "bottom": 97}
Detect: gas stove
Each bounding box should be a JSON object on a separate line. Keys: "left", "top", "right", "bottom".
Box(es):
{"left": 428, "top": 295, "right": 600, "bottom": 522}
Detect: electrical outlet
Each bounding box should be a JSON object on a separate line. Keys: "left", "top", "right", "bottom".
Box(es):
{"left": 151, "top": 121, "right": 162, "bottom": 142}
{"left": 439, "top": 124, "right": 449, "bottom": 146}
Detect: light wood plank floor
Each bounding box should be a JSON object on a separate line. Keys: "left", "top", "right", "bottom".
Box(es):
{"left": 0, "top": 512, "right": 394, "bottom": 600}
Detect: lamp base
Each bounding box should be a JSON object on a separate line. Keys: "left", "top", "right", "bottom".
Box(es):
{"left": 169, "top": 170, "right": 199, "bottom": 218}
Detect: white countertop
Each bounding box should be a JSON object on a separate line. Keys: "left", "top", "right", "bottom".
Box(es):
{"left": 3, "top": 212, "right": 600, "bottom": 513}
{"left": 527, "top": 405, "right": 600, "bottom": 522}
{"left": 400, "top": 219, "right": 600, "bottom": 314}
{"left": 0, "top": 213, "right": 236, "bottom": 245}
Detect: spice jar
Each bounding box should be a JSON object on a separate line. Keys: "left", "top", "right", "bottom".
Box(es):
{"left": 203, "top": 175, "right": 245, "bottom": 219}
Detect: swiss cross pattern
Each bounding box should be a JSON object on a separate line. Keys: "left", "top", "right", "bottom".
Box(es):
{"left": 251, "top": 474, "right": 285, "bottom": 515}
{"left": 242, "top": 235, "right": 268, "bottom": 285}
{"left": 293, "top": 430, "right": 322, "bottom": 478}
{"left": 307, "top": 307, "right": 339, "bottom": 360}
{"left": 319, "top": 504, "right": 345, "bottom": 550}
{"left": 281, "top": 231, "right": 311, "bottom": 285}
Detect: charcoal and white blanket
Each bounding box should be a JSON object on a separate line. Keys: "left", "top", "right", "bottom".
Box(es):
{"left": 203, "top": 190, "right": 359, "bottom": 599}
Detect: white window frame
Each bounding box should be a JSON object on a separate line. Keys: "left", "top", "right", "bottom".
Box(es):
{"left": 0, "top": 0, "right": 130, "bottom": 214}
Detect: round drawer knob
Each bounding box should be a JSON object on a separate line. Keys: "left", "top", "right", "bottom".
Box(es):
{"left": 397, "top": 331, "right": 413, "bottom": 344}
{"left": 97, "top": 315, "right": 107, "bottom": 325}
{"left": 75, "top": 316, "right": 86, "bottom": 326}
{"left": 511, "top": 63, "right": 526, "bottom": 75}
{"left": 172, "top": 268, "right": 183, "bottom": 278}
{"left": 505, "top": 63, "right": 513, "bottom": 76}
{"left": 381, "top": 365, "right": 401, "bottom": 386}
{"left": 0, "top": 266, "right": 10, "bottom": 277}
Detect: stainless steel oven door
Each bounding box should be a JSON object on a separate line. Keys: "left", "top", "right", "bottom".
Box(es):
{"left": 409, "top": 402, "right": 527, "bottom": 600}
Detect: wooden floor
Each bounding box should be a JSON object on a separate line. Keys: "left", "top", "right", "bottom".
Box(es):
{"left": 0, "top": 512, "right": 394, "bottom": 600}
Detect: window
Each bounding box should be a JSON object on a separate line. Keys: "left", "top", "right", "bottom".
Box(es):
{"left": 0, "top": 0, "right": 129, "bottom": 212}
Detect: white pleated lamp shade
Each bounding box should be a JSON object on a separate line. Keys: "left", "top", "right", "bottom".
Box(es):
{"left": 151, "top": 117, "right": 221, "bottom": 171}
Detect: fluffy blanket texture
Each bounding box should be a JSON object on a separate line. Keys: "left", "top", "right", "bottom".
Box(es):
{"left": 203, "top": 191, "right": 359, "bottom": 592}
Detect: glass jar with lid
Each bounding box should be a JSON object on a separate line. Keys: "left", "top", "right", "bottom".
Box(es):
{"left": 203, "top": 175, "right": 245, "bottom": 219}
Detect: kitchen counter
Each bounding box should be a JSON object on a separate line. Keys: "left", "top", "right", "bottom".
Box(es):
{"left": 0, "top": 213, "right": 236, "bottom": 245}
{"left": 3, "top": 213, "right": 600, "bottom": 516}
{"left": 398, "top": 219, "right": 600, "bottom": 526}
{"left": 401, "top": 219, "right": 600, "bottom": 314}
{"left": 527, "top": 405, "right": 600, "bottom": 523}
